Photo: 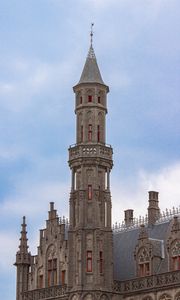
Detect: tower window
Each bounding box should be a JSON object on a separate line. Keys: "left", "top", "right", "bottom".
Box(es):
{"left": 81, "top": 125, "right": 83, "bottom": 142}
{"left": 97, "top": 125, "right": 100, "bottom": 142}
{"left": 88, "top": 124, "right": 92, "bottom": 142}
{"left": 87, "top": 251, "right": 92, "bottom": 272}
{"left": 88, "top": 95, "right": 92, "bottom": 102}
{"left": 80, "top": 96, "right": 82, "bottom": 104}
{"left": 88, "top": 185, "right": 92, "bottom": 200}
{"left": 98, "top": 96, "right": 101, "bottom": 103}
{"left": 100, "top": 251, "right": 103, "bottom": 273}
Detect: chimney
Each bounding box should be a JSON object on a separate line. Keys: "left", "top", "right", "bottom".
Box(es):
{"left": 124, "top": 209, "right": 134, "bottom": 226}
{"left": 48, "top": 202, "right": 57, "bottom": 220}
{"left": 148, "top": 191, "right": 160, "bottom": 225}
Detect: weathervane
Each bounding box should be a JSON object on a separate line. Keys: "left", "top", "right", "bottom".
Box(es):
{"left": 90, "top": 23, "right": 94, "bottom": 47}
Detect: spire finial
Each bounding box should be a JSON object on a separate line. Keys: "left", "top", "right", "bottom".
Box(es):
{"left": 90, "top": 23, "right": 94, "bottom": 47}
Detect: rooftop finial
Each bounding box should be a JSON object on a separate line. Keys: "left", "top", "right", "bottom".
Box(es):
{"left": 90, "top": 23, "right": 94, "bottom": 47}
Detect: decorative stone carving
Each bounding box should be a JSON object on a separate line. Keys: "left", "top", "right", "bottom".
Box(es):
{"left": 175, "top": 292, "right": 180, "bottom": 300}
{"left": 83, "top": 294, "right": 93, "bottom": 300}
{"left": 159, "top": 294, "right": 172, "bottom": 300}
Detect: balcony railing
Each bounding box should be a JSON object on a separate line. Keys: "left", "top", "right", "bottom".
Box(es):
{"left": 113, "top": 270, "right": 180, "bottom": 294}
{"left": 23, "top": 285, "right": 67, "bottom": 300}
{"left": 69, "top": 143, "right": 113, "bottom": 162}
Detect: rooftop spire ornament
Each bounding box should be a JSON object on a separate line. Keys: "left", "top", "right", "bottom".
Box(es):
{"left": 90, "top": 23, "right": 94, "bottom": 47}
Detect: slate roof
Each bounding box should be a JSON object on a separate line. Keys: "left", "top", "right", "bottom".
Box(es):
{"left": 78, "top": 45, "right": 105, "bottom": 85}
{"left": 113, "top": 221, "right": 171, "bottom": 281}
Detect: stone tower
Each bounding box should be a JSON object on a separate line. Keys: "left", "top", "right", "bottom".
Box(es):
{"left": 14, "top": 216, "right": 31, "bottom": 300}
{"left": 68, "top": 33, "right": 113, "bottom": 299}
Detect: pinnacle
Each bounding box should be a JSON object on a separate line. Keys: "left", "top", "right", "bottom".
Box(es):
{"left": 18, "top": 216, "right": 29, "bottom": 254}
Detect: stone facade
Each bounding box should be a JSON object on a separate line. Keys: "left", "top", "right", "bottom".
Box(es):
{"left": 15, "top": 40, "right": 180, "bottom": 300}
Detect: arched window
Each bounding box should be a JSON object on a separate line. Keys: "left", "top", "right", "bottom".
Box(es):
{"left": 138, "top": 247, "right": 150, "bottom": 277}
{"left": 171, "top": 240, "right": 180, "bottom": 270}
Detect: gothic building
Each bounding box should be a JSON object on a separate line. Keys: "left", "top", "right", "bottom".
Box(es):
{"left": 15, "top": 37, "right": 180, "bottom": 300}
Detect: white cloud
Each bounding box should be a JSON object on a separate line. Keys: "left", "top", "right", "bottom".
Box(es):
{"left": 0, "top": 56, "right": 77, "bottom": 112}
{"left": 112, "top": 162, "right": 180, "bottom": 224}
{"left": 0, "top": 232, "right": 17, "bottom": 271}
{"left": 1, "top": 180, "right": 69, "bottom": 218}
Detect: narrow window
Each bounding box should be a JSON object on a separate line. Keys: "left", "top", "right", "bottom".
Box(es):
{"left": 80, "top": 96, "right": 82, "bottom": 104}
{"left": 48, "top": 260, "right": 52, "bottom": 287}
{"left": 88, "top": 95, "right": 92, "bottom": 102}
{"left": 139, "top": 264, "right": 144, "bottom": 277}
{"left": 173, "top": 256, "right": 180, "bottom": 270}
{"left": 100, "top": 251, "right": 103, "bottom": 273}
{"left": 61, "top": 270, "right": 66, "bottom": 285}
{"left": 97, "top": 125, "right": 100, "bottom": 142}
{"left": 139, "top": 262, "right": 150, "bottom": 277}
{"left": 88, "top": 185, "right": 92, "bottom": 200}
{"left": 81, "top": 125, "right": 83, "bottom": 142}
{"left": 88, "top": 124, "right": 92, "bottom": 141}
{"left": 145, "top": 262, "right": 150, "bottom": 275}
{"left": 38, "top": 275, "right": 43, "bottom": 289}
{"left": 53, "top": 258, "right": 57, "bottom": 285}
{"left": 87, "top": 251, "right": 92, "bottom": 272}
{"left": 105, "top": 201, "right": 107, "bottom": 227}
{"left": 98, "top": 96, "right": 101, "bottom": 103}
{"left": 48, "top": 259, "right": 57, "bottom": 286}
{"left": 74, "top": 172, "right": 77, "bottom": 190}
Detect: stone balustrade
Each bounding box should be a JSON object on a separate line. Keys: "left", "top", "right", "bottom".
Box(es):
{"left": 23, "top": 285, "right": 67, "bottom": 300}
{"left": 69, "top": 143, "right": 113, "bottom": 162}
{"left": 113, "top": 270, "right": 180, "bottom": 295}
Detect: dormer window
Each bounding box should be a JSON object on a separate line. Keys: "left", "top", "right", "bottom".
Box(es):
{"left": 171, "top": 240, "right": 180, "bottom": 270}
{"left": 88, "top": 95, "right": 92, "bottom": 102}
{"left": 138, "top": 247, "right": 150, "bottom": 277}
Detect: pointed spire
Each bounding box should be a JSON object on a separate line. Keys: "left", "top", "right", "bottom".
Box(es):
{"left": 78, "top": 24, "right": 105, "bottom": 86}
{"left": 15, "top": 216, "right": 31, "bottom": 265}
{"left": 19, "top": 216, "right": 29, "bottom": 253}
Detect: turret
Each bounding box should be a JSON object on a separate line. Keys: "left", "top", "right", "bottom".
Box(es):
{"left": 68, "top": 25, "right": 113, "bottom": 297}
{"left": 15, "top": 216, "right": 31, "bottom": 300}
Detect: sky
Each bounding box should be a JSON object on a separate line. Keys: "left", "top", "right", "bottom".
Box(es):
{"left": 0, "top": 0, "right": 180, "bottom": 299}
